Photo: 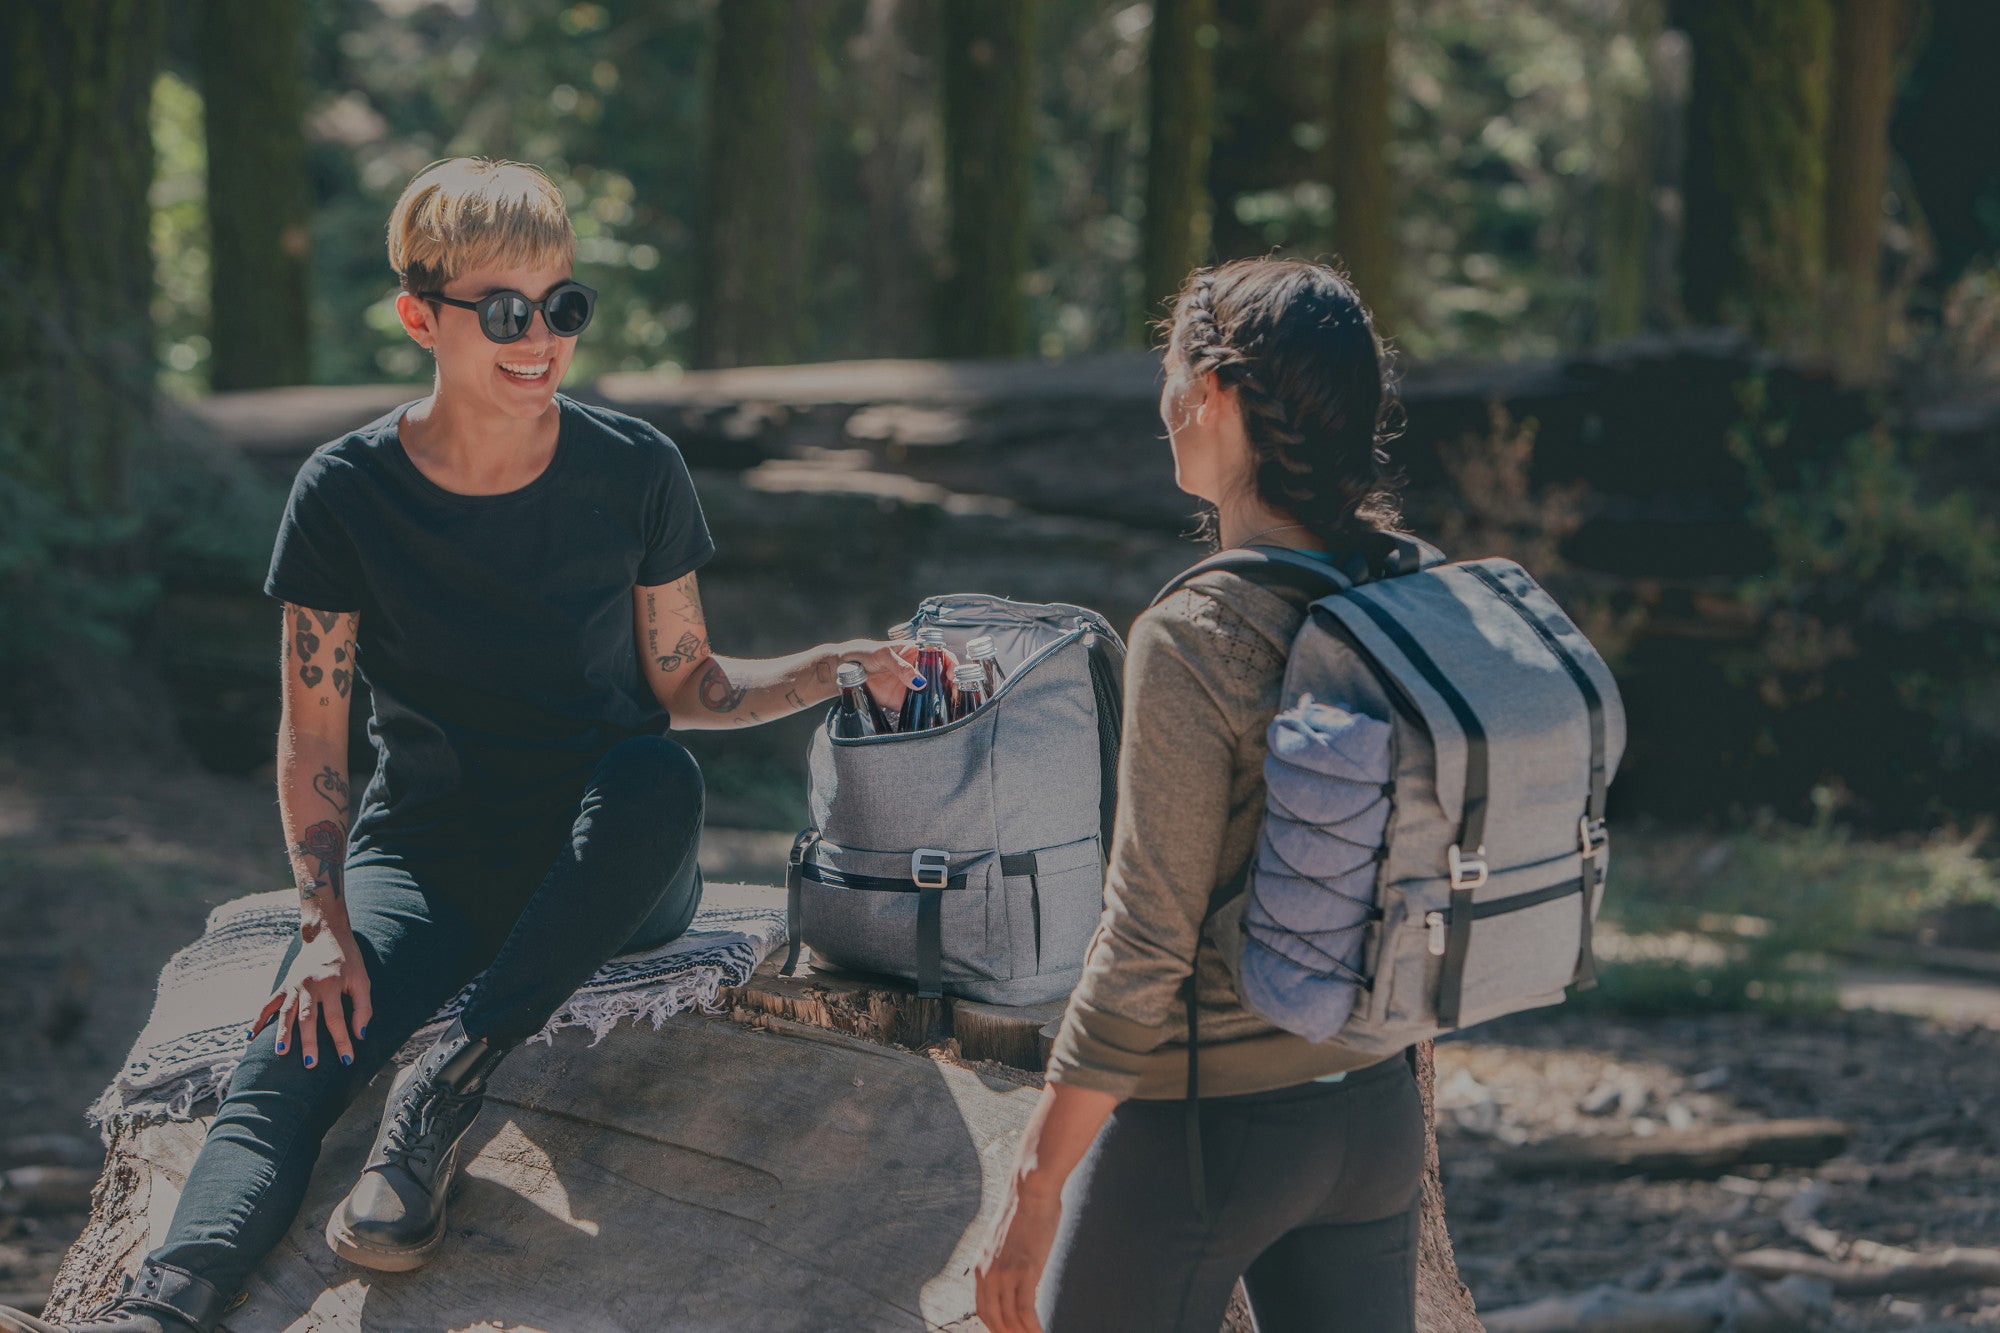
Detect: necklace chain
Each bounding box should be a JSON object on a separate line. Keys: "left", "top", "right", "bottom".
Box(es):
{"left": 1233, "top": 521, "right": 1312, "bottom": 549}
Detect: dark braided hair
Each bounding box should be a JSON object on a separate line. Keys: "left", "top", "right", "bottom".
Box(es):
{"left": 1163, "top": 258, "right": 1404, "bottom": 554}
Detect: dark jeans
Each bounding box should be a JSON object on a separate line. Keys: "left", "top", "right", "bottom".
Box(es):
{"left": 149, "top": 735, "right": 704, "bottom": 1296}
{"left": 1040, "top": 1052, "right": 1427, "bottom": 1333}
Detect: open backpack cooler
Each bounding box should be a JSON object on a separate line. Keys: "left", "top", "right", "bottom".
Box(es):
{"left": 781, "top": 594, "right": 1126, "bottom": 1003}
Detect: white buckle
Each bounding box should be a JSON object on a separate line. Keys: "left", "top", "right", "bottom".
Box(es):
{"left": 1447, "top": 844, "right": 1488, "bottom": 891}
{"left": 911, "top": 848, "right": 950, "bottom": 889}
{"left": 1579, "top": 816, "right": 1609, "bottom": 862}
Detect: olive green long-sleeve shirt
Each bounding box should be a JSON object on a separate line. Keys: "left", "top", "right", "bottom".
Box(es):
{"left": 1046, "top": 568, "right": 1389, "bottom": 1099}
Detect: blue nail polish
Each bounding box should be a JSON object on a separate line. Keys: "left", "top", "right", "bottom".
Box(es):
{"left": 244, "top": 1028, "right": 256, "bottom": 1041}
{"left": 305, "top": 1055, "right": 316, "bottom": 1068}
{"left": 341, "top": 1054, "right": 352, "bottom": 1066}
{"left": 275, "top": 1042, "right": 286, "bottom": 1054}
{"left": 358, "top": 1026, "right": 367, "bottom": 1040}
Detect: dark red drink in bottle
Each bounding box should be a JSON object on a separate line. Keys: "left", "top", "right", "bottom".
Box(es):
{"left": 966, "top": 635, "right": 1006, "bottom": 691}
{"left": 950, "top": 662, "right": 990, "bottom": 720}
{"left": 902, "top": 627, "right": 953, "bottom": 730}
{"left": 831, "top": 661, "right": 890, "bottom": 738}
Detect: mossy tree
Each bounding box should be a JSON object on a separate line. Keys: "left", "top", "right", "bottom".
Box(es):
{"left": 1823, "top": 0, "right": 1921, "bottom": 383}
{"left": 197, "top": 0, "right": 313, "bottom": 390}
{"left": 1329, "top": 0, "right": 1395, "bottom": 332}
{"left": 0, "top": 0, "right": 163, "bottom": 518}
{"left": 1677, "top": 0, "right": 1835, "bottom": 355}
{"left": 938, "top": 0, "right": 1037, "bottom": 358}
{"left": 693, "top": 0, "right": 818, "bottom": 369}
{"left": 1136, "top": 0, "right": 1217, "bottom": 339}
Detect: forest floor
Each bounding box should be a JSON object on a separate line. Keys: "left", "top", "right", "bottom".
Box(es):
{"left": 1, "top": 744, "right": 1996, "bottom": 1329}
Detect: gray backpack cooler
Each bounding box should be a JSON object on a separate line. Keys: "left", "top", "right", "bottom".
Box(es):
{"left": 780, "top": 594, "right": 1126, "bottom": 1003}
{"left": 1155, "top": 541, "right": 1627, "bottom": 1064}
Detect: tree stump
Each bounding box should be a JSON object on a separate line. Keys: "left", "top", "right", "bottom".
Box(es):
{"left": 47, "top": 966, "right": 1485, "bottom": 1330}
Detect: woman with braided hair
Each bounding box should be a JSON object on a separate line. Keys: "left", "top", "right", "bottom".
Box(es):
{"left": 976, "top": 257, "right": 1428, "bottom": 1332}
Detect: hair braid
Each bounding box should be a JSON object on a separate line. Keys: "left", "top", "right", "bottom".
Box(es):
{"left": 1164, "top": 258, "right": 1404, "bottom": 552}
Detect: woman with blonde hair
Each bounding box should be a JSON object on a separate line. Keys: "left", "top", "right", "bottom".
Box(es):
{"left": 0, "top": 157, "right": 917, "bottom": 1333}
{"left": 977, "top": 258, "right": 1429, "bottom": 1333}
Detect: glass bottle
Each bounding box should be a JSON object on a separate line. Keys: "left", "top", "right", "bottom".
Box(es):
{"left": 831, "top": 660, "right": 889, "bottom": 738}
{"left": 965, "top": 635, "right": 1006, "bottom": 691}
{"left": 902, "top": 627, "right": 953, "bottom": 731}
{"left": 950, "top": 662, "right": 990, "bottom": 720}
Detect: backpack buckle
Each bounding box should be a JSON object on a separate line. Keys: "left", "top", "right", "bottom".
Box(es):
{"left": 1579, "top": 816, "right": 1609, "bottom": 862}
{"left": 1447, "top": 844, "right": 1488, "bottom": 890}
{"left": 911, "top": 848, "right": 950, "bottom": 889}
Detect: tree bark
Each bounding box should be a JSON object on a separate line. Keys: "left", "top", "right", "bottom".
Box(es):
{"left": 0, "top": 0, "right": 163, "bottom": 516}
{"left": 693, "top": 0, "right": 817, "bottom": 369}
{"left": 1207, "top": 0, "right": 1333, "bottom": 263}
{"left": 196, "top": 0, "right": 312, "bottom": 390}
{"left": 1137, "top": 0, "right": 1217, "bottom": 339}
{"left": 1592, "top": 0, "right": 1664, "bottom": 343}
{"left": 1414, "top": 1040, "right": 1488, "bottom": 1332}
{"left": 1677, "top": 0, "right": 1835, "bottom": 355}
{"left": 937, "top": 0, "right": 1037, "bottom": 358}
{"left": 850, "top": 0, "right": 935, "bottom": 358}
{"left": 1823, "top": 0, "right": 1913, "bottom": 384}
{"left": 1330, "top": 0, "right": 1396, "bottom": 332}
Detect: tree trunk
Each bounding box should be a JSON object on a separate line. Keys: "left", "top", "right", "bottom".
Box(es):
{"left": 1137, "top": 0, "right": 1217, "bottom": 338}
{"left": 1414, "top": 1040, "right": 1487, "bottom": 1332}
{"left": 196, "top": 0, "right": 312, "bottom": 390}
{"left": 1206, "top": 0, "right": 1333, "bottom": 263}
{"left": 851, "top": 0, "right": 935, "bottom": 358}
{"left": 1592, "top": 0, "right": 1664, "bottom": 343}
{"left": 0, "top": 0, "right": 163, "bottom": 516}
{"left": 693, "top": 0, "right": 816, "bottom": 369}
{"left": 937, "top": 0, "right": 1037, "bottom": 358}
{"left": 1823, "top": 0, "right": 1912, "bottom": 384}
{"left": 1330, "top": 0, "right": 1396, "bottom": 332}
{"left": 1676, "top": 0, "right": 1835, "bottom": 355}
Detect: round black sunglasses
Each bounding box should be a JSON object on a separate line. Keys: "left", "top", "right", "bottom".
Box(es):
{"left": 417, "top": 280, "right": 596, "bottom": 343}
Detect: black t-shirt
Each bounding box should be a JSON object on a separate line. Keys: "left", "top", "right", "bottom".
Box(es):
{"left": 264, "top": 392, "right": 715, "bottom": 856}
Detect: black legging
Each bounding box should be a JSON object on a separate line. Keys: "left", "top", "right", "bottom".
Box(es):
{"left": 1039, "top": 1051, "right": 1426, "bottom": 1333}
{"left": 149, "top": 734, "right": 704, "bottom": 1297}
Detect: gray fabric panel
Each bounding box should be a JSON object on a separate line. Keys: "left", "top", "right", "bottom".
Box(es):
{"left": 801, "top": 597, "right": 1120, "bottom": 1000}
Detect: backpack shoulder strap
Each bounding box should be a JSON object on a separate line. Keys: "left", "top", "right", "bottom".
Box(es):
{"left": 1150, "top": 545, "right": 1355, "bottom": 609}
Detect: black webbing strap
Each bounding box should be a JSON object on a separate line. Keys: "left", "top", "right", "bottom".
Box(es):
{"left": 780, "top": 829, "right": 818, "bottom": 977}
{"left": 1185, "top": 970, "right": 1208, "bottom": 1224}
{"left": 1342, "top": 591, "right": 1489, "bottom": 1029}
{"left": 917, "top": 885, "right": 943, "bottom": 998}
{"left": 1466, "top": 565, "right": 1607, "bottom": 991}
{"left": 1002, "top": 853, "right": 1041, "bottom": 968}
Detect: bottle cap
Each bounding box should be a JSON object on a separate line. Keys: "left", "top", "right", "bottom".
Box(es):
{"left": 886, "top": 622, "right": 913, "bottom": 641}
{"left": 952, "top": 663, "right": 987, "bottom": 686}
{"left": 836, "top": 661, "right": 868, "bottom": 689}
{"left": 966, "top": 635, "right": 997, "bottom": 659}
{"left": 917, "top": 627, "right": 948, "bottom": 646}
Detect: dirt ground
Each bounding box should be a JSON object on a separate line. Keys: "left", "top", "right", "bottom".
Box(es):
{"left": 2, "top": 745, "right": 1996, "bottom": 1328}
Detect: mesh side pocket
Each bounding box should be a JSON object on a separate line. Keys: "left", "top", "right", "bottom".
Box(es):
{"left": 1240, "top": 698, "right": 1395, "bottom": 1043}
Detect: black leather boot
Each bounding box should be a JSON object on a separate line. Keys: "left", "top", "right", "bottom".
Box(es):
{"left": 324, "top": 1018, "right": 511, "bottom": 1271}
{"left": 0, "top": 1260, "right": 235, "bottom": 1333}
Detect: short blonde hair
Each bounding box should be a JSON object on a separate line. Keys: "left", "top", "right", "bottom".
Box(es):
{"left": 386, "top": 157, "right": 576, "bottom": 298}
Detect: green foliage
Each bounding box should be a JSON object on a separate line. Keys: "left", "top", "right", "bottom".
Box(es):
{"left": 1579, "top": 813, "right": 1998, "bottom": 1015}
{"left": 0, "top": 425, "right": 157, "bottom": 685}
{"left": 1726, "top": 377, "right": 2000, "bottom": 823}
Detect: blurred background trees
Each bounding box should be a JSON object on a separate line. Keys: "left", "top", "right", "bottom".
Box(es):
{"left": 3, "top": 0, "right": 1999, "bottom": 836}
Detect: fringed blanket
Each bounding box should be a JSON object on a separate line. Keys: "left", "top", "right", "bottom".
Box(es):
{"left": 88, "top": 885, "right": 786, "bottom": 1130}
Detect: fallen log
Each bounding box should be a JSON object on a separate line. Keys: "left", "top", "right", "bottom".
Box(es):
{"left": 46, "top": 1016, "right": 1041, "bottom": 1331}
{"left": 1495, "top": 1119, "right": 1851, "bottom": 1181}
{"left": 1481, "top": 1273, "right": 1833, "bottom": 1333}
{"left": 1735, "top": 1244, "right": 2000, "bottom": 1296}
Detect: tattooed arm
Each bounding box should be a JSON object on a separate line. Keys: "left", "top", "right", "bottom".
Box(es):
{"left": 255, "top": 603, "right": 372, "bottom": 1067}
{"left": 633, "top": 573, "right": 921, "bottom": 730}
